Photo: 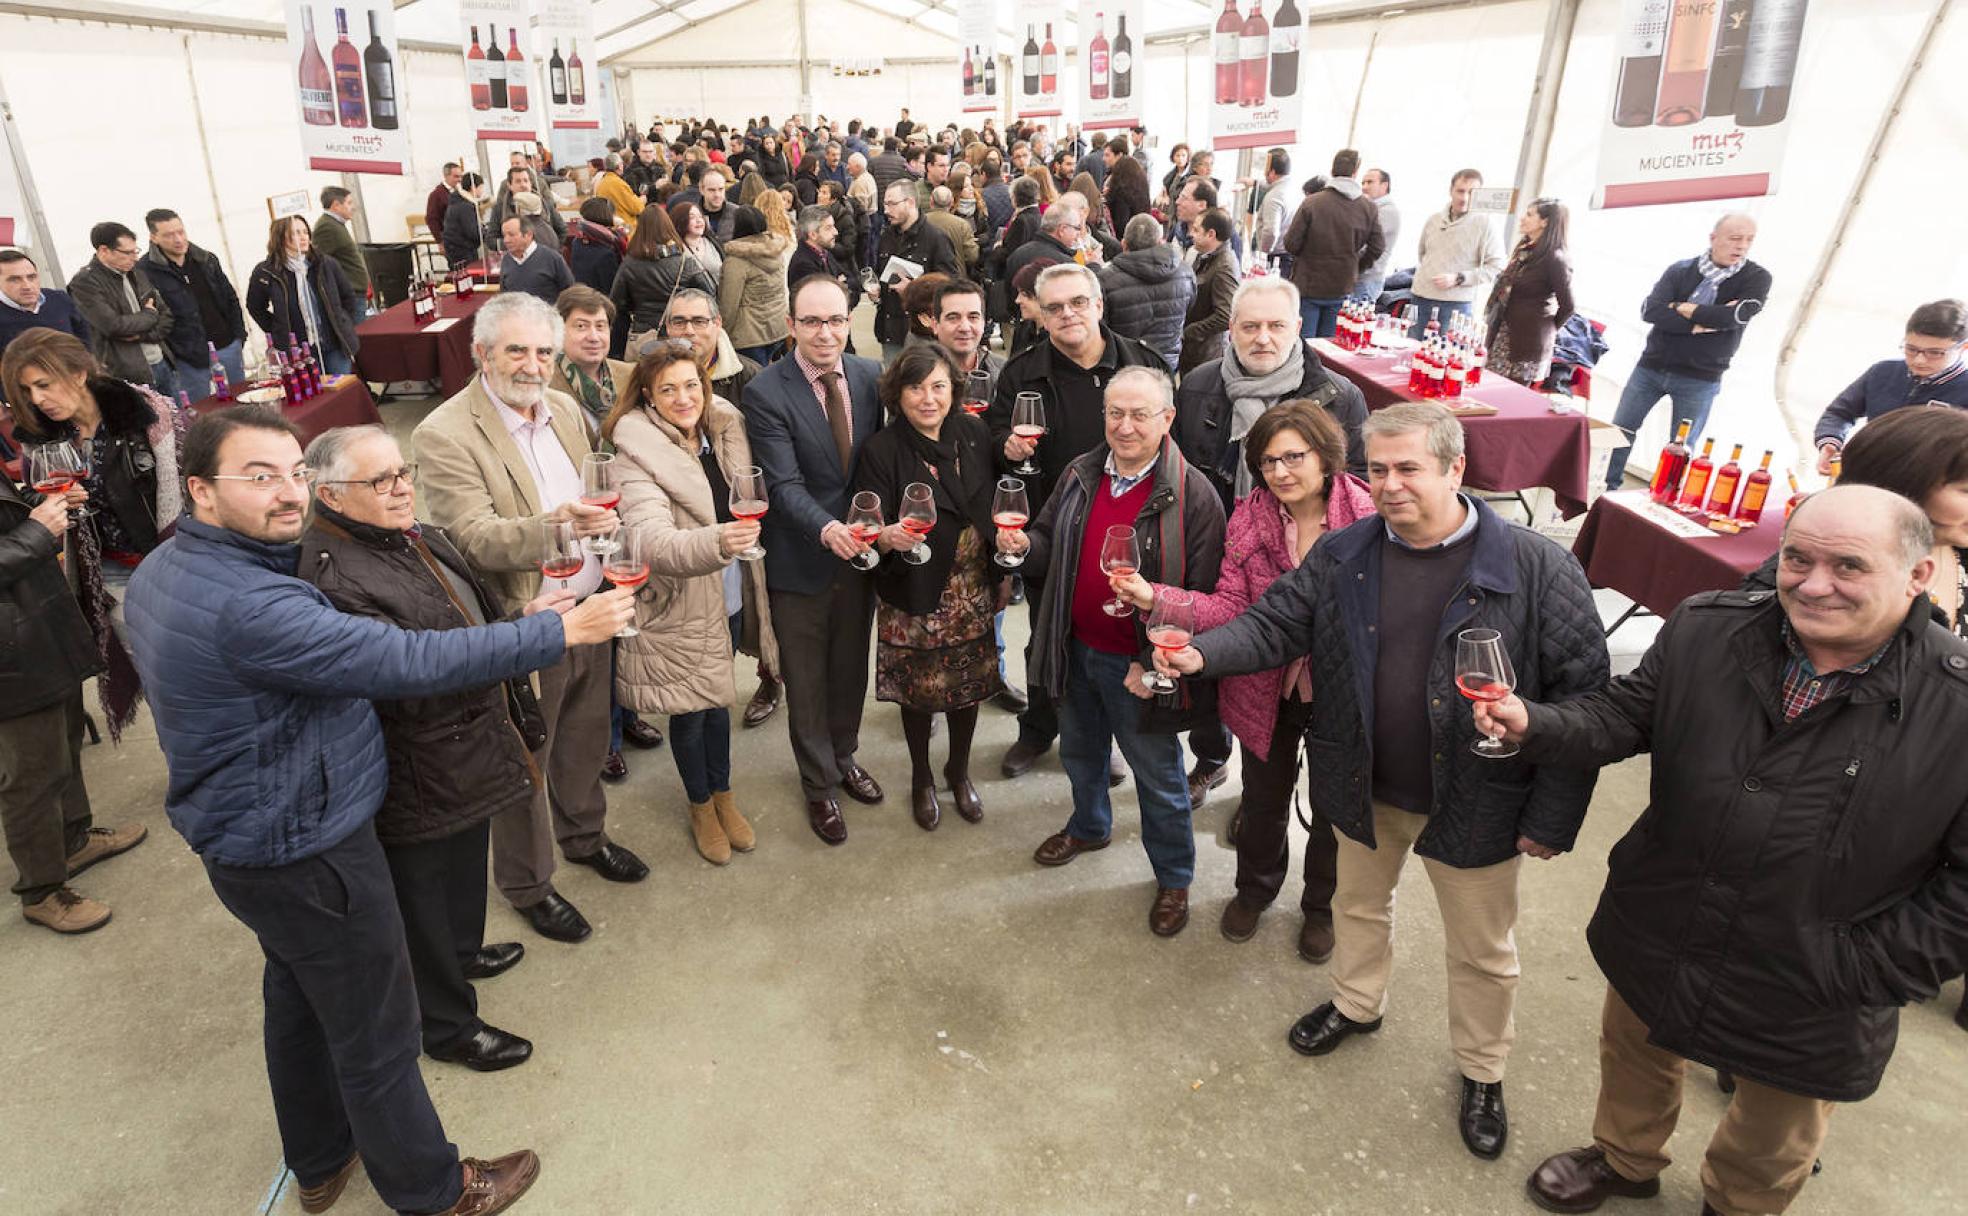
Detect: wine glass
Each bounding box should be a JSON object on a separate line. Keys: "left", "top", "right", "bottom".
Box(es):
{"left": 846, "top": 489, "right": 884, "bottom": 571}
{"left": 539, "top": 519, "right": 583, "bottom": 589}
{"left": 1455, "top": 627, "right": 1520, "bottom": 759}
{"left": 1010, "top": 391, "right": 1046, "bottom": 476}
{"left": 991, "top": 476, "right": 1029, "bottom": 569}
{"left": 29, "top": 442, "right": 91, "bottom": 519}
{"left": 1098, "top": 525, "right": 1139, "bottom": 618}
{"left": 899, "top": 482, "right": 935, "bottom": 566}
{"left": 1394, "top": 305, "right": 1421, "bottom": 372}
{"left": 1142, "top": 588, "right": 1195, "bottom": 695}
{"left": 600, "top": 525, "right": 648, "bottom": 639}
{"left": 962, "top": 371, "right": 992, "bottom": 418}
{"left": 580, "top": 452, "right": 621, "bottom": 557}
{"left": 728, "top": 464, "right": 768, "bottom": 562}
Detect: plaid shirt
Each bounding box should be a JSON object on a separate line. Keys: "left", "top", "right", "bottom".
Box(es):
{"left": 1777, "top": 622, "right": 1892, "bottom": 722}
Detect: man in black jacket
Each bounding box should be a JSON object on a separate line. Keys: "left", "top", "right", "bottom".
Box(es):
{"left": 142, "top": 209, "right": 246, "bottom": 398}
{"left": 1481, "top": 485, "right": 1968, "bottom": 1216}
{"left": 1159, "top": 402, "right": 1608, "bottom": 1162}
{"left": 872, "top": 182, "right": 956, "bottom": 362}
{"left": 1604, "top": 214, "right": 1771, "bottom": 488}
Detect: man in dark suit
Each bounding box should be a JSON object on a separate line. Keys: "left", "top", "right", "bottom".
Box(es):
{"left": 741, "top": 275, "right": 886, "bottom": 844}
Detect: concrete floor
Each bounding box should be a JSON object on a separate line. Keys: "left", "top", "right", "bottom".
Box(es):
{"left": 3, "top": 371, "right": 1964, "bottom": 1215}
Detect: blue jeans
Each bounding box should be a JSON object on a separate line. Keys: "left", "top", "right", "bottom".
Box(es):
{"left": 665, "top": 610, "right": 743, "bottom": 802}
{"left": 175, "top": 340, "right": 248, "bottom": 399}
{"left": 1300, "top": 298, "right": 1344, "bottom": 340}
{"left": 1056, "top": 640, "right": 1196, "bottom": 888}
{"left": 148, "top": 359, "right": 181, "bottom": 400}
{"left": 318, "top": 335, "right": 355, "bottom": 378}
{"left": 1406, "top": 297, "right": 1472, "bottom": 338}
{"left": 1604, "top": 362, "right": 1724, "bottom": 490}
{"left": 1357, "top": 273, "right": 1387, "bottom": 306}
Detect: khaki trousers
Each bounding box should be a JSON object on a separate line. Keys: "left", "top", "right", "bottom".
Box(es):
{"left": 1593, "top": 986, "right": 1835, "bottom": 1215}
{"left": 1330, "top": 800, "right": 1522, "bottom": 1083}
{"left": 492, "top": 640, "right": 614, "bottom": 908}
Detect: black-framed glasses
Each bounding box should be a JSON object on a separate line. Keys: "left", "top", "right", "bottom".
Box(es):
{"left": 320, "top": 464, "right": 417, "bottom": 495}
{"left": 1256, "top": 449, "right": 1313, "bottom": 473}
{"left": 665, "top": 315, "right": 716, "bottom": 331}
{"left": 795, "top": 314, "right": 852, "bottom": 330}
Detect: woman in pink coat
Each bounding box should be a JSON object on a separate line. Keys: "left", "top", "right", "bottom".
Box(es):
{"left": 1114, "top": 399, "right": 1375, "bottom": 960}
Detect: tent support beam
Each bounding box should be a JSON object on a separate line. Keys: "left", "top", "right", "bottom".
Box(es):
{"left": 0, "top": 66, "right": 61, "bottom": 283}
{"left": 1510, "top": 0, "right": 1580, "bottom": 206}
{"left": 178, "top": 33, "right": 239, "bottom": 284}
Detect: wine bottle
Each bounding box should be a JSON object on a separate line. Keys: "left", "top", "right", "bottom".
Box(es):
{"left": 1612, "top": 0, "right": 1669, "bottom": 127}
{"left": 1270, "top": 0, "right": 1301, "bottom": 98}
{"left": 364, "top": 11, "right": 398, "bottom": 130}
{"left": 549, "top": 39, "right": 567, "bottom": 107}
{"left": 1649, "top": 420, "right": 1693, "bottom": 504}
{"left": 1090, "top": 14, "right": 1109, "bottom": 101}
{"left": 1041, "top": 23, "right": 1058, "bottom": 93}
{"left": 486, "top": 24, "right": 507, "bottom": 110}
{"left": 569, "top": 39, "right": 586, "bottom": 105}
{"left": 1023, "top": 25, "right": 1040, "bottom": 95}
{"left": 1676, "top": 437, "right": 1716, "bottom": 511}
{"left": 985, "top": 50, "right": 997, "bottom": 96}
{"left": 964, "top": 45, "right": 975, "bottom": 97}
{"left": 1214, "top": 0, "right": 1241, "bottom": 105}
{"left": 1655, "top": 0, "right": 1720, "bottom": 126}
{"left": 1469, "top": 338, "right": 1487, "bottom": 384}
{"left": 299, "top": 9, "right": 336, "bottom": 126}
{"left": 1735, "top": 450, "right": 1774, "bottom": 523}
{"left": 1239, "top": 1, "right": 1270, "bottom": 107}
{"left": 329, "top": 9, "right": 368, "bottom": 128}
{"left": 467, "top": 26, "right": 490, "bottom": 112}
{"left": 208, "top": 342, "right": 231, "bottom": 402}
{"left": 1703, "top": 442, "right": 1745, "bottom": 516}
{"left": 507, "top": 28, "right": 529, "bottom": 113}
{"left": 1783, "top": 470, "right": 1804, "bottom": 518}
{"left": 1734, "top": 0, "right": 1807, "bottom": 126}
{"left": 1703, "top": 0, "right": 1754, "bottom": 118}
{"left": 1112, "top": 15, "right": 1132, "bottom": 100}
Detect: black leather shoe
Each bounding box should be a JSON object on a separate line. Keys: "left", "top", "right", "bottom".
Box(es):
{"left": 807, "top": 798, "right": 848, "bottom": 845}
{"left": 429, "top": 1024, "right": 533, "bottom": 1072}
{"left": 1525, "top": 1146, "right": 1662, "bottom": 1213}
{"left": 518, "top": 891, "right": 591, "bottom": 943}
{"left": 600, "top": 750, "right": 628, "bottom": 783}
{"left": 566, "top": 841, "right": 649, "bottom": 883}
{"left": 1287, "top": 1001, "right": 1382, "bottom": 1057}
{"left": 992, "top": 684, "right": 1029, "bottom": 714}
{"left": 461, "top": 941, "right": 525, "bottom": 980}
{"left": 839, "top": 763, "right": 885, "bottom": 804}
{"left": 621, "top": 716, "right": 665, "bottom": 749}
{"left": 1459, "top": 1077, "right": 1508, "bottom": 1160}
{"left": 1001, "top": 739, "right": 1049, "bottom": 778}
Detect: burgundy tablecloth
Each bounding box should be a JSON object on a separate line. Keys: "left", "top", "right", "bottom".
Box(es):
{"left": 355, "top": 292, "right": 493, "bottom": 398}
{"left": 1572, "top": 491, "right": 1781, "bottom": 618}
{"left": 1312, "top": 339, "right": 1595, "bottom": 518}
{"left": 187, "top": 375, "right": 383, "bottom": 445}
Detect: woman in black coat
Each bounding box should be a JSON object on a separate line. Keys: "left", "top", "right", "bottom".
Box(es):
{"left": 753, "top": 134, "right": 792, "bottom": 188}
{"left": 1483, "top": 197, "right": 1576, "bottom": 388}
{"left": 792, "top": 154, "right": 822, "bottom": 208}
{"left": 246, "top": 215, "right": 362, "bottom": 376}
{"left": 852, "top": 345, "right": 1006, "bottom": 830}
{"left": 566, "top": 197, "right": 627, "bottom": 296}
{"left": 441, "top": 173, "right": 488, "bottom": 269}
{"left": 609, "top": 205, "right": 719, "bottom": 358}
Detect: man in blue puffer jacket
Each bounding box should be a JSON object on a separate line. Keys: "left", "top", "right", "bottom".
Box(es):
{"left": 124, "top": 406, "right": 631, "bottom": 1216}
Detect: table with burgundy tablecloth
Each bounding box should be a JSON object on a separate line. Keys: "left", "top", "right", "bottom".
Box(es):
{"left": 185, "top": 375, "right": 384, "bottom": 445}
{"left": 354, "top": 291, "right": 494, "bottom": 399}
{"left": 1573, "top": 490, "right": 1782, "bottom": 631}
{"left": 1311, "top": 338, "right": 1595, "bottom": 518}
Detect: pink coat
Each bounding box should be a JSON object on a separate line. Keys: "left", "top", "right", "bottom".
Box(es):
{"left": 1156, "top": 473, "right": 1377, "bottom": 761}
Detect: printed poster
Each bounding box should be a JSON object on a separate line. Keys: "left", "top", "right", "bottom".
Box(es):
{"left": 1207, "top": 0, "right": 1306, "bottom": 151}
{"left": 1012, "top": 2, "right": 1066, "bottom": 119}
{"left": 956, "top": 0, "right": 1001, "bottom": 115}
{"left": 459, "top": 0, "right": 539, "bottom": 142}
{"left": 1077, "top": 0, "right": 1146, "bottom": 131}
{"left": 284, "top": 1, "right": 410, "bottom": 173}
{"left": 538, "top": 0, "right": 602, "bottom": 130}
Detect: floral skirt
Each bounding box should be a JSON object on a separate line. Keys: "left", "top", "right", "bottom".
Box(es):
{"left": 1488, "top": 324, "right": 1552, "bottom": 388}
{"left": 875, "top": 526, "right": 1003, "bottom": 714}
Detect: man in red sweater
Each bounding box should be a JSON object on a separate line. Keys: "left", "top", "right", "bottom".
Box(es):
{"left": 424, "top": 163, "right": 463, "bottom": 240}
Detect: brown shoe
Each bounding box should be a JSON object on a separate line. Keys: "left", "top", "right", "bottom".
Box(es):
{"left": 1220, "top": 894, "right": 1264, "bottom": 942}
{"left": 1298, "top": 916, "right": 1335, "bottom": 964}
{"left": 66, "top": 823, "right": 148, "bottom": 878}
{"left": 946, "top": 773, "right": 984, "bottom": 823}
{"left": 688, "top": 800, "right": 731, "bottom": 866}
{"left": 807, "top": 798, "right": 847, "bottom": 846}
{"left": 297, "top": 1152, "right": 361, "bottom": 1213}
{"left": 1150, "top": 887, "right": 1189, "bottom": 937}
{"left": 1001, "top": 739, "right": 1049, "bottom": 778}
{"left": 911, "top": 783, "right": 941, "bottom": 831}
{"left": 1525, "top": 1146, "right": 1661, "bottom": 1214}
{"left": 839, "top": 763, "right": 885, "bottom": 805}
{"left": 443, "top": 1149, "right": 541, "bottom": 1216}
{"left": 22, "top": 887, "right": 111, "bottom": 934}
{"left": 1187, "top": 761, "right": 1227, "bottom": 807}
{"left": 711, "top": 790, "right": 755, "bottom": 852}
{"left": 1033, "top": 831, "right": 1109, "bottom": 867}
{"left": 742, "top": 677, "right": 780, "bottom": 728}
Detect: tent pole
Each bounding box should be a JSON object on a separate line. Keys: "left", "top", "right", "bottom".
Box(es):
{"left": 0, "top": 66, "right": 61, "bottom": 283}
{"left": 179, "top": 33, "right": 239, "bottom": 289}
{"left": 1510, "top": 0, "right": 1580, "bottom": 206}
{"left": 1346, "top": 26, "right": 1381, "bottom": 147}
{"left": 795, "top": 0, "right": 813, "bottom": 121}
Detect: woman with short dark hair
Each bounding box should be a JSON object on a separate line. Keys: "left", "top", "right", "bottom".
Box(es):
{"left": 567, "top": 197, "right": 627, "bottom": 296}
{"left": 610, "top": 205, "right": 718, "bottom": 357}
{"left": 1483, "top": 197, "right": 1575, "bottom": 388}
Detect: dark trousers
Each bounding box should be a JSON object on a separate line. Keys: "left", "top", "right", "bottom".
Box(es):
{"left": 382, "top": 820, "right": 490, "bottom": 1055}
{"left": 204, "top": 823, "right": 462, "bottom": 1213}
{"left": 492, "top": 641, "right": 612, "bottom": 908}
{"left": 1016, "top": 582, "right": 1059, "bottom": 748}
{"left": 1188, "top": 705, "right": 1232, "bottom": 768}
{"left": 1234, "top": 697, "right": 1339, "bottom": 919}
{"left": 0, "top": 689, "right": 92, "bottom": 904}
{"left": 769, "top": 567, "right": 875, "bottom": 800}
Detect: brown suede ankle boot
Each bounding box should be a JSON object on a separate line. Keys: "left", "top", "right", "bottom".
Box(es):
{"left": 689, "top": 800, "right": 731, "bottom": 865}
{"left": 712, "top": 790, "right": 755, "bottom": 852}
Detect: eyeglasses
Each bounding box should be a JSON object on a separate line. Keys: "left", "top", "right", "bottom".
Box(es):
{"left": 1103, "top": 408, "right": 1166, "bottom": 426}
{"left": 665, "top": 315, "right": 715, "bottom": 332}
{"left": 1903, "top": 342, "right": 1960, "bottom": 360}
{"left": 321, "top": 464, "right": 417, "bottom": 495}
{"left": 1257, "top": 449, "right": 1313, "bottom": 473}
{"left": 795, "top": 315, "right": 852, "bottom": 330}
{"left": 208, "top": 469, "right": 313, "bottom": 490}
{"left": 1040, "top": 296, "right": 1094, "bottom": 318}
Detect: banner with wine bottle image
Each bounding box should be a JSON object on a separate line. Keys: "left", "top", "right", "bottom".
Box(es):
{"left": 1593, "top": 0, "right": 1812, "bottom": 209}
{"left": 537, "top": 0, "right": 601, "bottom": 131}
{"left": 1077, "top": 0, "right": 1145, "bottom": 131}
{"left": 1206, "top": 0, "right": 1304, "bottom": 152}
{"left": 458, "top": 0, "right": 539, "bottom": 142}
{"left": 956, "top": 0, "right": 1001, "bottom": 116}
{"left": 283, "top": 1, "right": 408, "bottom": 173}
{"left": 1013, "top": 3, "right": 1067, "bottom": 119}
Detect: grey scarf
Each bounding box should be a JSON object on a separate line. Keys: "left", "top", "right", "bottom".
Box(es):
{"left": 1218, "top": 339, "right": 1307, "bottom": 496}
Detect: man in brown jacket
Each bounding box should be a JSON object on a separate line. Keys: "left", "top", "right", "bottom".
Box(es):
{"left": 1282, "top": 149, "right": 1386, "bottom": 343}
{"left": 414, "top": 292, "right": 650, "bottom": 946}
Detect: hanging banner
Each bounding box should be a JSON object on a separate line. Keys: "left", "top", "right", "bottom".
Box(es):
{"left": 956, "top": 0, "right": 1001, "bottom": 116}
{"left": 1012, "top": 3, "right": 1066, "bottom": 119}
{"left": 538, "top": 0, "right": 601, "bottom": 130}
{"left": 1077, "top": 0, "right": 1145, "bottom": 131}
{"left": 1593, "top": 0, "right": 1812, "bottom": 208}
{"left": 284, "top": 2, "right": 409, "bottom": 174}
{"left": 458, "top": 0, "right": 537, "bottom": 142}
{"left": 1207, "top": 0, "right": 1305, "bottom": 151}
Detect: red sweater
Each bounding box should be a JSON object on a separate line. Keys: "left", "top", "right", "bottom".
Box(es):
{"left": 1071, "top": 475, "right": 1156, "bottom": 654}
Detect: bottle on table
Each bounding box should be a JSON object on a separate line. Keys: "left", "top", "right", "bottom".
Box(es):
{"left": 1783, "top": 470, "right": 1804, "bottom": 518}
{"left": 1675, "top": 437, "right": 1716, "bottom": 512}
{"left": 1734, "top": 449, "right": 1774, "bottom": 524}
{"left": 208, "top": 341, "right": 231, "bottom": 401}
{"left": 1648, "top": 420, "right": 1693, "bottom": 504}
{"left": 1703, "top": 442, "right": 1746, "bottom": 517}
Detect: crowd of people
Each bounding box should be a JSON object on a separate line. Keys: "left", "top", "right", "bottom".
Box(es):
{"left": 2, "top": 105, "right": 1966, "bottom": 1216}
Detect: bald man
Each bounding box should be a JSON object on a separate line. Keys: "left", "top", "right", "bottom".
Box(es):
{"left": 1478, "top": 485, "right": 1968, "bottom": 1216}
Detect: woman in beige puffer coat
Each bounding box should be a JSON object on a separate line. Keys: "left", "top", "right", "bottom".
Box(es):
{"left": 715, "top": 206, "right": 792, "bottom": 365}
{"left": 606, "top": 345, "right": 778, "bottom": 864}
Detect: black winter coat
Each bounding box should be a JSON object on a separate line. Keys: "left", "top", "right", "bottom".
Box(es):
{"left": 143, "top": 244, "right": 245, "bottom": 364}
{"left": 1195, "top": 498, "right": 1608, "bottom": 867}
{"left": 873, "top": 219, "right": 956, "bottom": 344}
{"left": 982, "top": 324, "right": 1163, "bottom": 510}
{"left": 29, "top": 377, "right": 170, "bottom": 555}
{"left": 0, "top": 478, "right": 102, "bottom": 720}
{"left": 1520, "top": 590, "right": 1968, "bottom": 1102}
{"left": 246, "top": 256, "right": 361, "bottom": 360}
{"left": 610, "top": 249, "right": 719, "bottom": 334}
{"left": 442, "top": 194, "right": 485, "bottom": 267}
{"left": 297, "top": 508, "right": 537, "bottom": 846}
{"left": 566, "top": 222, "right": 624, "bottom": 297}
{"left": 1098, "top": 245, "right": 1195, "bottom": 373}
{"left": 852, "top": 412, "right": 1004, "bottom": 616}
{"left": 1174, "top": 343, "right": 1370, "bottom": 514}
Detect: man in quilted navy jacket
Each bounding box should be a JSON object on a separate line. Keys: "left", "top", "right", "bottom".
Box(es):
{"left": 1160, "top": 401, "right": 1609, "bottom": 1164}
{"left": 124, "top": 406, "right": 631, "bottom": 1216}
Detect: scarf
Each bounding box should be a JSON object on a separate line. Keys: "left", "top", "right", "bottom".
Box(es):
{"left": 285, "top": 254, "right": 322, "bottom": 349}
{"left": 899, "top": 416, "right": 975, "bottom": 518}
{"left": 1691, "top": 253, "right": 1744, "bottom": 306}
{"left": 1218, "top": 339, "right": 1308, "bottom": 496}
{"left": 557, "top": 354, "right": 617, "bottom": 431}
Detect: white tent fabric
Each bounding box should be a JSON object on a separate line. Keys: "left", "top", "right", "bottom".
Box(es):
{"left": 0, "top": 0, "right": 1960, "bottom": 485}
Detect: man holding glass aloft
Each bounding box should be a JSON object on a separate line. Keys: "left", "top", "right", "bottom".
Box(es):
{"left": 1155, "top": 401, "right": 1607, "bottom": 1161}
